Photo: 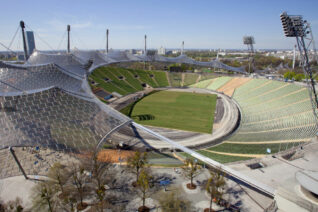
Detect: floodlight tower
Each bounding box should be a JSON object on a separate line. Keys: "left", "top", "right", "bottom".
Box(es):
{"left": 280, "top": 12, "right": 318, "bottom": 123}
{"left": 106, "top": 29, "right": 109, "bottom": 54}
{"left": 243, "top": 36, "right": 255, "bottom": 72}
{"left": 20, "top": 21, "right": 28, "bottom": 61}
{"left": 67, "top": 25, "right": 71, "bottom": 53}
{"left": 292, "top": 44, "right": 297, "bottom": 69}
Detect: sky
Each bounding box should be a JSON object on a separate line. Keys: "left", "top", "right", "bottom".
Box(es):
{"left": 0, "top": 0, "right": 318, "bottom": 51}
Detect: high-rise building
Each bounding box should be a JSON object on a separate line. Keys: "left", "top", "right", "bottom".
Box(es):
{"left": 25, "top": 31, "right": 36, "bottom": 56}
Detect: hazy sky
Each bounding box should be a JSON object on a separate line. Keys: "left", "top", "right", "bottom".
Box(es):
{"left": 1, "top": 0, "right": 318, "bottom": 51}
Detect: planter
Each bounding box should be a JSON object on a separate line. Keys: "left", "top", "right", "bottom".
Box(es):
{"left": 77, "top": 202, "right": 88, "bottom": 211}
{"left": 186, "top": 183, "right": 197, "bottom": 190}
{"left": 138, "top": 206, "right": 150, "bottom": 212}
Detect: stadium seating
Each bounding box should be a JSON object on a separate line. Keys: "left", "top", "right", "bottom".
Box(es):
{"left": 217, "top": 78, "right": 251, "bottom": 96}
{"left": 191, "top": 77, "right": 318, "bottom": 157}
{"left": 189, "top": 79, "right": 214, "bottom": 89}
{"left": 206, "top": 76, "right": 232, "bottom": 90}
{"left": 183, "top": 73, "right": 200, "bottom": 86}
{"left": 168, "top": 72, "right": 183, "bottom": 87}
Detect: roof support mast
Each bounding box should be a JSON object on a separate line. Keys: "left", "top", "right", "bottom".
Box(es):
{"left": 144, "top": 34, "right": 147, "bottom": 54}
{"left": 106, "top": 29, "right": 109, "bottom": 54}
{"left": 181, "top": 41, "right": 184, "bottom": 55}
{"left": 67, "top": 25, "right": 70, "bottom": 53}
{"left": 20, "top": 21, "right": 28, "bottom": 61}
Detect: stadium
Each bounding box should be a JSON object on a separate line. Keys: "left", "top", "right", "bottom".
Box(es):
{"left": 0, "top": 18, "right": 318, "bottom": 211}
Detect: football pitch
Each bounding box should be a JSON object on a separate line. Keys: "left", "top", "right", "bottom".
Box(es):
{"left": 125, "top": 91, "right": 217, "bottom": 133}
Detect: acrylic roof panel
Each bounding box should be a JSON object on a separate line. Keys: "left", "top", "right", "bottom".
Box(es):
{"left": 106, "top": 50, "right": 142, "bottom": 62}
{"left": 0, "top": 88, "right": 124, "bottom": 151}
{"left": 27, "top": 51, "right": 87, "bottom": 78}
{"left": 0, "top": 64, "right": 84, "bottom": 96}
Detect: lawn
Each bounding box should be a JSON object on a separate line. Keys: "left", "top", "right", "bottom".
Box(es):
{"left": 208, "top": 142, "right": 302, "bottom": 154}
{"left": 179, "top": 151, "right": 252, "bottom": 164}
{"left": 126, "top": 91, "right": 217, "bottom": 133}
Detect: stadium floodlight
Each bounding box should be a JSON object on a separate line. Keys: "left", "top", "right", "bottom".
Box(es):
{"left": 243, "top": 36, "right": 255, "bottom": 45}
{"left": 280, "top": 12, "right": 305, "bottom": 37}
{"left": 280, "top": 12, "right": 318, "bottom": 124}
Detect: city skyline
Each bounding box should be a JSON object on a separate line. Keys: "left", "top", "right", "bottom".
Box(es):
{"left": 0, "top": 0, "right": 318, "bottom": 51}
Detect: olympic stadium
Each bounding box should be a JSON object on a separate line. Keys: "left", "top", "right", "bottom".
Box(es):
{"left": 0, "top": 20, "right": 318, "bottom": 212}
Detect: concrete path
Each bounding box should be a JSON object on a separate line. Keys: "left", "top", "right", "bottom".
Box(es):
{"left": 203, "top": 149, "right": 264, "bottom": 158}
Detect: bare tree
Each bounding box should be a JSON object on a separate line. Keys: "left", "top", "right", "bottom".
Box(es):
{"left": 127, "top": 151, "right": 148, "bottom": 185}
{"left": 32, "top": 182, "right": 56, "bottom": 212}
{"left": 87, "top": 152, "right": 113, "bottom": 212}
{"left": 205, "top": 168, "right": 226, "bottom": 212}
{"left": 158, "top": 188, "right": 193, "bottom": 212}
{"left": 181, "top": 158, "right": 202, "bottom": 189}
{"left": 0, "top": 197, "right": 24, "bottom": 212}
{"left": 47, "top": 162, "right": 70, "bottom": 194}
{"left": 69, "top": 163, "right": 89, "bottom": 210}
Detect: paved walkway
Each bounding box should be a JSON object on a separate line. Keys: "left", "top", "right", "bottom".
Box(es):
{"left": 224, "top": 138, "right": 312, "bottom": 144}
{"left": 203, "top": 149, "right": 264, "bottom": 158}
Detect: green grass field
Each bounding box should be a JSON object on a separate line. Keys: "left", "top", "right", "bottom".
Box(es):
{"left": 125, "top": 91, "right": 217, "bottom": 133}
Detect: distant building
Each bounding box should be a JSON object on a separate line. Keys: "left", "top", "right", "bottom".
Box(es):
{"left": 128, "top": 49, "right": 137, "bottom": 54}
{"left": 172, "top": 50, "right": 180, "bottom": 54}
{"left": 157, "top": 46, "right": 166, "bottom": 55}
{"left": 136, "top": 50, "right": 144, "bottom": 55}
{"left": 25, "top": 31, "right": 36, "bottom": 56}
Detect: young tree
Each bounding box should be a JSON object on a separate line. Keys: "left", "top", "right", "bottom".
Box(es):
{"left": 158, "top": 188, "right": 193, "bottom": 212}
{"left": 181, "top": 158, "right": 202, "bottom": 189}
{"left": 205, "top": 169, "right": 226, "bottom": 212}
{"left": 136, "top": 169, "right": 152, "bottom": 212}
{"left": 1, "top": 198, "right": 24, "bottom": 212}
{"left": 32, "top": 182, "right": 56, "bottom": 212}
{"left": 88, "top": 153, "right": 113, "bottom": 212}
{"left": 47, "top": 162, "right": 70, "bottom": 194}
{"left": 70, "top": 164, "right": 89, "bottom": 210}
{"left": 127, "top": 151, "right": 148, "bottom": 185}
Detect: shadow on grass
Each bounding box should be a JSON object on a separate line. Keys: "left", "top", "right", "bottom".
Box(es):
{"left": 132, "top": 114, "right": 155, "bottom": 121}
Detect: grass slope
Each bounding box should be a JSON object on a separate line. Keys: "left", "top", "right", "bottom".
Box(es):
{"left": 129, "top": 91, "right": 217, "bottom": 133}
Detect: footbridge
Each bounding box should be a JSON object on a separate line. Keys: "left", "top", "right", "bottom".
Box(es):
{"left": 133, "top": 122, "right": 275, "bottom": 197}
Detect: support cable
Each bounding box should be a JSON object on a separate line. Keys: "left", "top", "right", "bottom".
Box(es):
{"left": 57, "top": 30, "right": 67, "bottom": 50}
{"left": 25, "top": 24, "right": 54, "bottom": 51}
{"left": 0, "top": 41, "right": 17, "bottom": 55}
{"left": 8, "top": 25, "right": 20, "bottom": 50}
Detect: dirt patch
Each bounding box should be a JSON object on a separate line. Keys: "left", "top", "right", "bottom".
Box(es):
{"left": 138, "top": 206, "right": 150, "bottom": 212}
{"left": 186, "top": 183, "right": 197, "bottom": 190}
{"left": 77, "top": 150, "right": 135, "bottom": 163}
{"left": 97, "top": 149, "right": 135, "bottom": 163}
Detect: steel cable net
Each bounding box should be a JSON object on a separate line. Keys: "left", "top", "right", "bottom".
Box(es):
{"left": 0, "top": 48, "right": 247, "bottom": 180}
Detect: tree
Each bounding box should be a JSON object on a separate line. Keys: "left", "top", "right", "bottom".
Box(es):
{"left": 181, "top": 158, "right": 202, "bottom": 189}
{"left": 32, "top": 182, "right": 56, "bottom": 212}
{"left": 1, "top": 198, "right": 24, "bottom": 212}
{"left": 47, "top": 162, "right": 70, "bottom": 194}
{"left": 158, "top": 188, "right": 193, "bottom": 212}
{"left": 284, "top": 71, "right": 295, "bottom": 80}
{"left": 205, "top": 169, "right": 226, "bottom": 212}
{"left": 294, "top": 73, "right": 305, "bottom": 81}
{"left": 70, "top": 163, "right": 89, "bottom": 210}
{"left": 88, "top": 153, "right": 113, "bottom": 212}
{"left": 127, "top": 151, "right": 148, "bottom": 185}
{"left": 136, "top": 169, "right": 152, "bottom": 212}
